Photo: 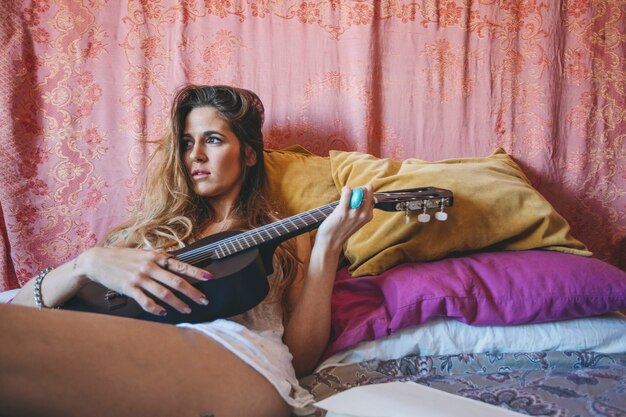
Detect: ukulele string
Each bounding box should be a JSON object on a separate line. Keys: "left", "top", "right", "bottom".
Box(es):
{"left": 175, "top": 192, "right": 420, "bottom": 264}
{"left": 176, "top": 201, "right": 340, "bottom": 265}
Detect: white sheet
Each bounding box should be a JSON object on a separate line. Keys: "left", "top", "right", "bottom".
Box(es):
{"left": 316, "top": 381, "right": 526, "bottom": 417}
{"left": 0, "top": 288, "right": 18, "bottom": 303}
{"left": 318, "top": 312, "right": 626, "bottom": 371}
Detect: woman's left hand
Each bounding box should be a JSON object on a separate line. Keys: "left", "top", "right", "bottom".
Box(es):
{"left": 315, "top": 184, "right": 374, "bottom": 253}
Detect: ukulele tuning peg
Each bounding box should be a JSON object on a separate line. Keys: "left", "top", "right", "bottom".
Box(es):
{"left": 435, "top": 200, "right": 448, "bottom": 221}
{"left": 417, "top": 213, "right": 431, "bottom": 223}
{"left": 417, "top": 206, "right": 430, "bottom": 223}
{"left": 404, "top": 209, "right": 410, "bottom": 224}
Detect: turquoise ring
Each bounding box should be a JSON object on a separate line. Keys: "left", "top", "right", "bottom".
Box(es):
{"left": 350, "top": 187, "right": 364, "bottom": 209}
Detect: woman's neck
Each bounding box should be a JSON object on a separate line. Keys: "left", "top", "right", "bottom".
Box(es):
{"left": 200, "top": 203, "right": 243, "bottom": 237}
{"left": 199, "top": 219, "right": 233, "bottom": 237}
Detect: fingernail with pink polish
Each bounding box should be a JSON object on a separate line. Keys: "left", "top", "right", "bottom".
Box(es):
{"left": 202, "top": 272, "right": 213, "bottom": 280}
{"left": 159, "top": 309, "right": 167, "bottom": 316}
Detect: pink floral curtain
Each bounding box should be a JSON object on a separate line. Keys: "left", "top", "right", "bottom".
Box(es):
{"left": 1, "top": 0, "right": 624, "bottom": 290}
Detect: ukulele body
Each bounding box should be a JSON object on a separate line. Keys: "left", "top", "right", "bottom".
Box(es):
{"left": 63, "top": 231, "right": 273, "bottom": 324}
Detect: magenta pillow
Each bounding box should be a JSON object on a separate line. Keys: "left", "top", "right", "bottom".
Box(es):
{"left": 325, "top": 250, "right": 626, "bottom": 357}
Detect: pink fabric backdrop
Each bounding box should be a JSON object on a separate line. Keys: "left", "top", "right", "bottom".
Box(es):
{"left": 1, "top": 0, "right": 624, "bottom": 290}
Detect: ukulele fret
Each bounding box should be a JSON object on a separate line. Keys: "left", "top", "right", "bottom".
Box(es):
{"left": 283, "top": 218, "right": 303, "bottom": 233}
{"left": 215, "top": 246, "right": 227, "bottom": 259}
{"left": 226, "top": 239, "right": 238, "bottom": 255}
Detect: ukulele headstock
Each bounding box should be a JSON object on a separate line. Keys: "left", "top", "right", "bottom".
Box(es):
{"left": 373, "top": 187, "right": 454, "bottom": 223}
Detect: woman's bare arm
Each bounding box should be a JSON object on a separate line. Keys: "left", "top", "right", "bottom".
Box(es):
{"left": 283, "top": 185, "right": 373, "bottom": 377}
{"left": 11, "top": 247, "right": 214, "bottom": 316}
{"left": 11, "top": 256, "right": 89, "bottom": 308}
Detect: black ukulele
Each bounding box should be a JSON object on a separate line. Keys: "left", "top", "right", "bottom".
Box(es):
{"left": 63, "top": 187, "right": 453, "bottom": 324}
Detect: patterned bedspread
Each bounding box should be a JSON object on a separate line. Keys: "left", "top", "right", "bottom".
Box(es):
{"left": 297, "top": 352, "right": 626, "bottom": 417}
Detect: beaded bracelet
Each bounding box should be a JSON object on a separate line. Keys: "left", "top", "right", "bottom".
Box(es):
{"left": 33, "top": 267, "right": 53, "bottom": 309}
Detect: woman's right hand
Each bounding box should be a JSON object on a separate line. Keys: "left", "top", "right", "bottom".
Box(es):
{"left": 77, "top": 247, "right": 212, "bottom": 316}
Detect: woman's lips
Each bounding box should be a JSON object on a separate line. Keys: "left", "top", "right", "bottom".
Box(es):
{"left": 192, "top": 170, "right": 210, "bottom": 179}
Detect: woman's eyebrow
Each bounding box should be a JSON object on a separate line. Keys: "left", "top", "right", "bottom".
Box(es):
{"left": 182, "top": 130, "right": 226, "bottom": 137}
{"left": 202, "top": 130, "right": 226, "bottom": 137}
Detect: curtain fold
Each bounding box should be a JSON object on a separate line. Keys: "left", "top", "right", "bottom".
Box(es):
{"left": 1, "top": 0, "right": 624, "bottom": 289}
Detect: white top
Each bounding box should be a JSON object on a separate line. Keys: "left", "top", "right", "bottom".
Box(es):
{"left": 177, "top": 300, "right": 316, "bottom": 414}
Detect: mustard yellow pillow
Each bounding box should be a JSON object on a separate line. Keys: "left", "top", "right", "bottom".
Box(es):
{"left": 264, "top": 146, "right": 340, "bottom": 216}
{"left": 330, "top": 148, "right": 591, "bottom": 276}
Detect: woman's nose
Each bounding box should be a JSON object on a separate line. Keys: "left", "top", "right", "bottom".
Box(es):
{"left": 189, "top": 143, "right": 206, "bottom": 161}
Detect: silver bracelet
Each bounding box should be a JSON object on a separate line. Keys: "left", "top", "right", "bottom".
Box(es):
{"left": 33, "top": 268, "right": 53, "bottom": 309}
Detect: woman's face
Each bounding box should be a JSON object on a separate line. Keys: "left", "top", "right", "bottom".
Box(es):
{"left": 182, "top": 106, "right": 256, "bottom": 210}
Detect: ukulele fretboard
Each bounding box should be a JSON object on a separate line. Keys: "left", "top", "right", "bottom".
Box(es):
{"left": 176, "top": 202, "right": 339, "bottom": 265}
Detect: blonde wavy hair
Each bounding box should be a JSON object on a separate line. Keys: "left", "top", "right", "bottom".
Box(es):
{"left": 103, "top": 85, "right": 299, "bottom": 309}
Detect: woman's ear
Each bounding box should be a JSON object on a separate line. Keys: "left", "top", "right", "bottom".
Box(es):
{"left": 244, "top": 145, "right": 257, "bottom": 167}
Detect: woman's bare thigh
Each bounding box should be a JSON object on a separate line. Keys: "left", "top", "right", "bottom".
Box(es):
{"left": 0, "top": 304, "right": 291, "bottom": 417}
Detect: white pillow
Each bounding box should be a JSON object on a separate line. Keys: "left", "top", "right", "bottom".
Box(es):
{"left": 318, "top": 313, "right": 626, "bottom": 371}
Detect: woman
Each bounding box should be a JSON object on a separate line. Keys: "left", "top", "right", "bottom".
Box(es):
{"left": 0, "top": 85, "right": 374, "bottom": 417}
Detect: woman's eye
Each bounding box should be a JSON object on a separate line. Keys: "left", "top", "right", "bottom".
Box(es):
{"left": 181, "top": 140, "right": 192, "bottom": 150}
{"left": 206, "top": 136, "right": 222, "bottom": 144}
